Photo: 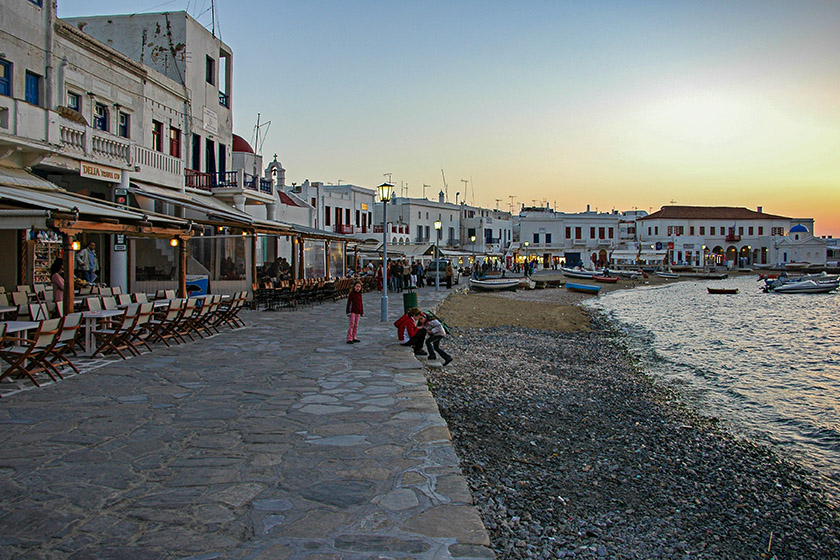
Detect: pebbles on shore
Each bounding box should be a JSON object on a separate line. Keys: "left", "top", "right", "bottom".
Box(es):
{"left": 425, "top": 316, "right": 840, "bottom": 559}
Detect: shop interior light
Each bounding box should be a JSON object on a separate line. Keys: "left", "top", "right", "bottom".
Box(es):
{"left": 170, "top": 238, "right": 179, "bottom": 247}
{"left": 71, "top": 241, "right": 81, "bottom": 251}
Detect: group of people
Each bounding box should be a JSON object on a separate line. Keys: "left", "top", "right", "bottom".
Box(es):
{"left": 345, "top": 283, "right": 452, "bottom": 366}
{"left": 375, "top": 259, "right": 426, "bottom": 293}
{"left": 393, "top": 307, "right": 451, "bottom": 365}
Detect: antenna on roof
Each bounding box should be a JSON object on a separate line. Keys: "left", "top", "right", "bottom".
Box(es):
{"left": 440, "top": 168, "right": 449, "bottom": 202}
{"left": 251, "top": 113, "right": 271, "bottom": 156}
{"left": 495, "top": 199, "right": 502, "bottom": 210}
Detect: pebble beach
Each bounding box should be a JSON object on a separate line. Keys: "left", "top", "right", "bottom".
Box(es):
{"left": 428, "top": 284, "right": 840, "bottom": 559}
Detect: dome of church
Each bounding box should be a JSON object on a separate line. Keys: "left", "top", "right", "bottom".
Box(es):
{"left": 232, "top": 134, "right": 254, "bottom": 154}
{"left": 789, "top": 224, "right": 809, "bottom": 233}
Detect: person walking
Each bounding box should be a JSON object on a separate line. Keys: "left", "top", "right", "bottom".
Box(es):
{"left": 346, "top": 280, "right": 364, "bottom": 344}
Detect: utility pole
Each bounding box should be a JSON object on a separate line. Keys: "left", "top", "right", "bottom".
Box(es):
{"left": 461, "top": 179, "right": 469, "bottom": 203}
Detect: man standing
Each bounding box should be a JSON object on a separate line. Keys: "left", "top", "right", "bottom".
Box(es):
{"left": 76, "top": 241, "right": 98, "bottom": 283}
{"left": 445, "top": 262, "right": 454, "bottom": 289}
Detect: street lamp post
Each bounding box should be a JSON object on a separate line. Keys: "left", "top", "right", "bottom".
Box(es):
{"left": 470, "top": 235, "right": 476, "bottom": 278}
{"left": 377, "top": 182, "right": 394, "bottom": 322}
{"left": 434, "top": 220, "right": 442, "bottom": 292}
{"left": 523, "top": 241, "right": 530, "bottom": 275}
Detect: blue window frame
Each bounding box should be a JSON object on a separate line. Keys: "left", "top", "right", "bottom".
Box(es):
{"left": 25, "top": 71, "right": 41, "bottom": 105}
{"left": 0, "top": 60, "right": 11, "bottom": 97}
{"left": 93, "top": 102, "right": 109, "bottom": 131}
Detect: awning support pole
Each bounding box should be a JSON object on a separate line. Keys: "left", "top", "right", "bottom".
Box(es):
{"left": 62, "top": 233, "right": 75, "bottom": 316}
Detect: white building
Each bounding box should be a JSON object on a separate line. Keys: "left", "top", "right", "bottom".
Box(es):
{"left": 637, "top": 206, "right": 825, "bottom": 268}
{"left": 287, "top": 180, "right": 376, "bottom": 239}
{"left": 515, "top": 205, "right": 627, "bottom": 268}
{"left": 460, "top": 204, "right": 513, "bottom": 260}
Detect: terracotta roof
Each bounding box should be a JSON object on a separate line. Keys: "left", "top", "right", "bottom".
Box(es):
{"left": 278, "top": 191, "right": 300, "bottom": 207}
{"left": 639, "top": 206, "right": 789, "bottom": 221}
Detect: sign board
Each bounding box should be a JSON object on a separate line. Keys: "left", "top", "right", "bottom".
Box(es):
{"left": 80, "top": 162, "right": 121, "bottom": 182}
{"left": 203, "top": 107, "right": 218, "bottom": 134}
{"left": 360, "top": 203, "right": 368, "bottom": 211}
{"left": 114, "top": 233, "right": 126, "bottom": 252}
{"left": 114, "top": 188, "right": 128, "bottom": 207}
{"left": 668, "top": 242, "right": 675, "bottom": 249}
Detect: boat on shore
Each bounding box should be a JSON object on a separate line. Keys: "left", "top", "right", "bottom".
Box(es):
{"left": 561, "top": 267, "right": 598, "bottom": 279}
{"left": 707, "top": 287, "right": 739, "bottom": 295}
{"left": 566, "top": 282, "right": 601, "bottom": 294}
{"left": 656, "top": 272, "right": 679, "bottom": 279}
{"left": 470, "top": 278, "right": 520, "bottom": 292}
{"left": 593, "top": 275, "right": 619, "bottom": 283}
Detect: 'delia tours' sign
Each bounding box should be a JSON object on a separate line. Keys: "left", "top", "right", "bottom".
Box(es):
{"left": 80, "top": 162, "right": 122, "bottom": 183}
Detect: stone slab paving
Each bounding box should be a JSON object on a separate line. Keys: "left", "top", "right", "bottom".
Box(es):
{"left": 0, "top": 286, "right": 494, "bottom": 559}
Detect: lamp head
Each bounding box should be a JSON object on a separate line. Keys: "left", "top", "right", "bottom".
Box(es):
{"left": 433, "top": 220, "right": 442, "bottom": 230}
{"left": 376, "top": 182, "right": 394, "bottom": 203}
{"left": 524, "top": 241, "right": 529, "bottom": 247}
{"left": 470, "top": 235, "right": 476, "bottom": 242}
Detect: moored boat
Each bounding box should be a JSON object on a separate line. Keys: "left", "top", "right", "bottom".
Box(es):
{"left": 565, "top": 282, "right": 601, "bottom": 294}
{"left": 469, "top": 278, "right": 521, "bottom": 292}
{"left": 593, "top": 275, "right": 619, "bottom": 283}
{"left": 656, "top": 272, "right": 679, "bottom": 279}
{"left": 771, "top": 279, "right": 839, "bottom": 294}
{"left": 707, "top": 287, "right": 739, "bottom": 294}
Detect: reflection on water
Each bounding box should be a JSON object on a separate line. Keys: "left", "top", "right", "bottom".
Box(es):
{"left": 587, "top": 275, "right": 840, "bottom": 490}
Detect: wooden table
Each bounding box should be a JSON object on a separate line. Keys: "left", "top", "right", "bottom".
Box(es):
{"left": 81, "top": 310, "right": 125, "bottom": 356}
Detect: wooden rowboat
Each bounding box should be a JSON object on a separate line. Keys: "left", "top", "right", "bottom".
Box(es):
{"left": 469, "top": 278, "right": 520, "bottom": 292}
{"left": 707, "top": 287, "right": 739, "bottom": 294}
{"left": 565, "top": 282, "right": 601, "bottom": 294}
{"left": 593, "top": 275, "right": 619, "bottom": 283}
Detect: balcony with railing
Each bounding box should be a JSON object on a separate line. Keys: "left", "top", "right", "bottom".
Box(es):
{"left": 334, "top": 224, "right": 355, "bottom": 234}
{"left": 133, "top": 145, "right": 183, "bottom": 189}
{"left": 59, "top": 117, "right": 131, "bottom": 166}
{"left": 725, "top": 234, "right": 741, "bottom": 242}
{"left": 190, "top": 169, "right": 275, "bottom": 203}
{"left": 219, "top": 91, "right": 229, "bottom": 108}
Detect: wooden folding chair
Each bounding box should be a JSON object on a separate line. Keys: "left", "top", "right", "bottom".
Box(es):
{"left": 91, "top": 305, "right": 139, "bottom": 359}
{"left": 117, "top": 294, "right": 133, "bottom": 306}
{"left": 0, "top": 319, "right": 62, "bottom": 387}
{"left": 28, "top": 303, "right": 50, "bottom": 321}
{"left": 146, "top": 299, "right": 186, "bottom": 347}
{"left": 125, "top": 303, "right": 154, "bottom": 355}
{"left": 47, "top": 313, "right": 83, "bottom": 376}
{"left": 101, "top": 296, "right": 118, "bottom": 310}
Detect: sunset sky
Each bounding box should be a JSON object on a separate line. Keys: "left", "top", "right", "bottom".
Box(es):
{"left": 59, "top": 1, "right": 840, "bottom": 235}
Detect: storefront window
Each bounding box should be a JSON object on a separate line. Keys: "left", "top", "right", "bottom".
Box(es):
{"left": 303, "top": 240, "right": 326, "bottom": 279}
{"left": 134, "top": 238, "right": 178, "bottom": 281}
{"left": 189, "top": 235, "right": 246, "bottom": 281}
{"left": 328, "top": 242, "right": 345, "bottom": 277}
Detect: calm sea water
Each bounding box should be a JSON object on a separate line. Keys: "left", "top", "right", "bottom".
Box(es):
{"left": 586, "top": 275, "right": 840, "bottom": 493}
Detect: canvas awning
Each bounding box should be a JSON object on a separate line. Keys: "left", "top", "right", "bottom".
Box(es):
{"left": 130, "top": 182, "right": 254, "bottom": 226}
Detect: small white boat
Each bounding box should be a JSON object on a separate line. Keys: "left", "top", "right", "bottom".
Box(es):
{"left": 561, "top": 267, "right": 598, "bottom": 279}
{"left": 655, "top": 272, "right": 679, "bottom": 279}
{"left": 772, "top": 279, "right": 839, "bottom": 294}
{"left": 469, "top": 278, "right": 521, "bottom": 292}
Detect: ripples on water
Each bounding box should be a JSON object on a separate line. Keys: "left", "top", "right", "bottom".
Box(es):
{"left": 586, "top": 275, "right": 840, "bottom": 489}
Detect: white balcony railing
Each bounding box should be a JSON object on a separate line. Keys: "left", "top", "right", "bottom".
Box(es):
{"left": 59, "top": 118, "right": 131, "bottom": 166}
{"left": 133, "top": 145, "right": 184, "bottom": 189}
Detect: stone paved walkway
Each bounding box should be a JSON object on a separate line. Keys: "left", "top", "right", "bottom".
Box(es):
{"left": 0, "top": 286, "right": 494, "bottom": 559}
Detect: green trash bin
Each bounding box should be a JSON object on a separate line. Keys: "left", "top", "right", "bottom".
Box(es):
{"left": 403, "top": 291, "right": 418, "bottom": 312}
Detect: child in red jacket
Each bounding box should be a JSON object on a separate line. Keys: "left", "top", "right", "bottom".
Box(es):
{"left": 394, "top": 307, "right": 426, "bottom": 355}
{"left": 346, "top": 281, "right": 364, "bottom": 343}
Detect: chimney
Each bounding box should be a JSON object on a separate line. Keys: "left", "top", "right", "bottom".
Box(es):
{"left": 439, "top": 190, "right": 445, "bottom": 204}
{"left": 757, "top": 206, "right": 763, "bottom": 213}
{"left": 586, "top": 204, "right": 590, "bottom": 212}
